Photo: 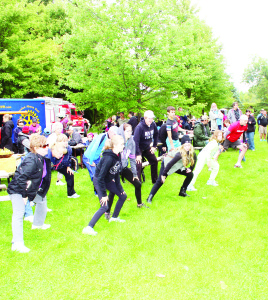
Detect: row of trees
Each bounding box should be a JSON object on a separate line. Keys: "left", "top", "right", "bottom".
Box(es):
{"left": 241, "top": 56, "right": 268, "bottom": 112}
{"left": 1, "top": 0, "right": 235, "bottom": 124}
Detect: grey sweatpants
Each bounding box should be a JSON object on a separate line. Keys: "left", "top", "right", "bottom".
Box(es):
{"left": 10, "top": 194, "right": 48, "bottom": 244}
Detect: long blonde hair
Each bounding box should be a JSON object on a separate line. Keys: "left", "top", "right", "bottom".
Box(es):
{"left": 178, "top": 144, "right": 195, "bottom": 167}
{"left": 209, "top": 130, "right": 224, "bottom": 143}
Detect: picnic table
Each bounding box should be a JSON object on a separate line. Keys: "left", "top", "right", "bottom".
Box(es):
{"left": 71, "top": 143, "right": 87, "bottom": 169}
{"left": 0, "top": 154, "right": 21, "bottom": 183}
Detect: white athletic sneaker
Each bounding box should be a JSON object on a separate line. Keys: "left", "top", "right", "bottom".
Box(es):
{"left": 187, "top": 185, "right": 197, "bottom": 191}
{"left": 11, "top": 242, "right": 30, "bottom": 253}
{"left": 32, "top": 224, "right": 51, "bottom": 230}
{"left": 56, "top": 180, "right": 66, "bottom": 186}
{"left": 208, "top": 168, "right": 212, "bottom": 171}
{"left": 47, "top": 208, "right": 52, "bottom": 212}
{"left": 24, "top": 215, "right": 34, "bottom": 223}
{"left": 82, "top": 226, "right": 97, "bottom": 236}
{"left": 109, "top": 217, "right": 126, "bottom": 223}
{"left": 207, "top": 180, "right": 218, "bottom": 186}
{"left": 234, "top": 164, "right": 243, "bottom": 168}
{"left": 68, "top": 193, "right": 80, "bottom": 198}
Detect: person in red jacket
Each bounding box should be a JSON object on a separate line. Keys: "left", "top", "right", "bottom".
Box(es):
{"left": 222, "top": 115, "right": 248, "bottom": 168}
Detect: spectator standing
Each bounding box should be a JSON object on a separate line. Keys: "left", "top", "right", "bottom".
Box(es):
{"left": 13, "top": 119, "right": 24, "bottom": 153}
{"left": 257, "top": 110, "right": 268, "bottom": 141}
{"left": 127, "top": 112, "right": 138, "bottom": 134}
{"left": 133, "top": 110, "right": 159, "bottom": 184}
{"left": 209, "top": 103, "right": 223, "bottom": 130}
{"left": 29, "top": 117, "right": 40, "bottom": 134}
{"left": 221, "top": 110, "right": 227, "bottom": 124}
{"left": 17, "top": 126, "right": 31, "bottom": 154}
{"left": 228, "top": 102, "right": 242, "bottom": 124}
{"left": 246, "top": 109, "right": 256, "bottom": 150}
{"left": 117, "top": 112, "right": 129, "bottom": 127}
{"left": 193, "top": 115, "right": 211, "bottom": 148}
{"left": 1, "top": 114, "right": 14, "bottom": 151}
{"left": 166, "top": 106, "right": 184, "bottom": 151}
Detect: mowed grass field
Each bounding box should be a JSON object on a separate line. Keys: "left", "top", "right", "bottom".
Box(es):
{"left": 1, "top": 138, "right": 268, "bottom": 300}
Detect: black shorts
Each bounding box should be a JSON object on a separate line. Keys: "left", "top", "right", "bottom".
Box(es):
{"left": 223, "top": 139, "right": 241, "bottom": 150}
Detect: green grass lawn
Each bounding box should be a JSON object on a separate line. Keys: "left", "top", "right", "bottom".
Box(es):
{"left": 1, "top": 138, "right": 268, "bottom": 300}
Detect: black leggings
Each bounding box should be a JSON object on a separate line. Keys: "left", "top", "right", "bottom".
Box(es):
{"left": 149, "top": 161, "right": 193, "bottom": 200}
{"left": 57, "top": 167, "right": 76, "bottom": 196}
{"left": 88, "top": 177, "right": 127, "bottom": 228}
{"left": 136, "top": 148, "right": 158, "bottom": 183}
{"left": 107, "top": 168, "right": 142, "bottom": 213}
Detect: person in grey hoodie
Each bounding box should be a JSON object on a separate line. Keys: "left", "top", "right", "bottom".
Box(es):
{"left": 106, "top": 124, "right": 148, "bottom": 219}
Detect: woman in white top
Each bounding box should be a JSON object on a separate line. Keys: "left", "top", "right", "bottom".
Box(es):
{"left": 209, "top": 103, "right": 223, "bottom": 131}
{"left": 187, "top": 130, "right": 224, "bottom": 191}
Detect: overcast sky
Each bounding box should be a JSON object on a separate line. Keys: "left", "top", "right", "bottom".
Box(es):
{"left": 191, "top": 0, "right": 268, "bottom": 92}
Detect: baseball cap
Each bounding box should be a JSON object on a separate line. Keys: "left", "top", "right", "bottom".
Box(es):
{"left": 22, "top": 126, "right": 29, "bottom": 134}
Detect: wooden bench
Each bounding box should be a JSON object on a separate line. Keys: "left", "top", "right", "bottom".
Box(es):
{"left": 141, "top": 155, "right": 163, "bottom": 168}
{"left": 0, "top": 170, "right": 15, "bottom": 184}
{"left": 0, "top": 195, "right": 10, "bottom": 201}
{"left": 140, "top": 156, "right": 163, "bottom": 183}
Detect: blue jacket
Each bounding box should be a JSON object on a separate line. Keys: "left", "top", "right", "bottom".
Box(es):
{"left": 47, "top": 146, "right": 72, "bottom": 169}
{"left": 83, "top": 133, "right": 108, "bottom": 164}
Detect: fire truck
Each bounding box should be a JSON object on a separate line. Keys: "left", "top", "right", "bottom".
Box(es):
{"left": 0, "top": 97, "right": 90, "bottom": 141}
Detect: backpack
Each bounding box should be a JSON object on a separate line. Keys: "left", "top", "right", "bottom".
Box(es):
{"left": 158, "top": 123, "right": 167, "bottom": 146}
{"left": 70, "top": 156, "right": 79, "bottom": 171}
{"left": 68, "top": 139, "right": 77, "bottom": 146}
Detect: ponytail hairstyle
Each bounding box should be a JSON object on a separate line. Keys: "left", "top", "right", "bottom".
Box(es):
{"left": 178, "top": 144, "right": 195, "bottom": 167}
{"left": 104, "top": 135, "right": 124, "bottom": 150}
{"left": 209, "top": 130, "right": 224, "bottom": 143}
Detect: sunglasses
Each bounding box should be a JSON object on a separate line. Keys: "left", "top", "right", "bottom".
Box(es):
{"left": 41, "top": 144, "right": 49, "bottom": 148}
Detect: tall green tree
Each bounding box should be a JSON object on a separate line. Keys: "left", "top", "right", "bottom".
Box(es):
{"left": 243, "top": 56, "right": 268, "bottom": 105}
{"left": 60, "top": 0, "right": 233, "bottom": 119}
{"left": 0, "top": 0, "right": 64, "bottom": 98}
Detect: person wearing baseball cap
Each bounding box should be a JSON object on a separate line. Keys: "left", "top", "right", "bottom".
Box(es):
{"left": 133, "top": 110, "right": 159, "bottom": 184}
{"left": 146, "top": 135, "right": 197, "bottom": 202}
{"left": 29, "top": 117, "right": 40, "bottom": 134}
{"left": 193, "top": 115, "right": 211, "bottom": 148}
{"left": 17, "top": 126, "right": 30, "bottom": 154}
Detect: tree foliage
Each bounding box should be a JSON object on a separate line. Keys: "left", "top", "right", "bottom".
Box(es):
{"left": 59, "top": 0, "right": 233, "bottom": 118}
{"left": 0, "top": 0, "right": 235, "bottom": 123}
{"left": 242, "top": 56, "right": 268, "bottom": 111}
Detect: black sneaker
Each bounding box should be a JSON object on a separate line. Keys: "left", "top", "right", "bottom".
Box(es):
{"left": 179, "top": 187, "right": 190, "bottom": 197}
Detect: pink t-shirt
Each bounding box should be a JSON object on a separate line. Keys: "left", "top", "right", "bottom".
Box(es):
{"left": 29, "top": 123, "right": 40, "bottom": 133}
{"left": 227, "top": 121, "right": 248, "bottom": 142}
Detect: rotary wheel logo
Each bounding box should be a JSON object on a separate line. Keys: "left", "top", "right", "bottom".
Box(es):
{"left": 20, "top": 110, "right": 39, "bottom": 126}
